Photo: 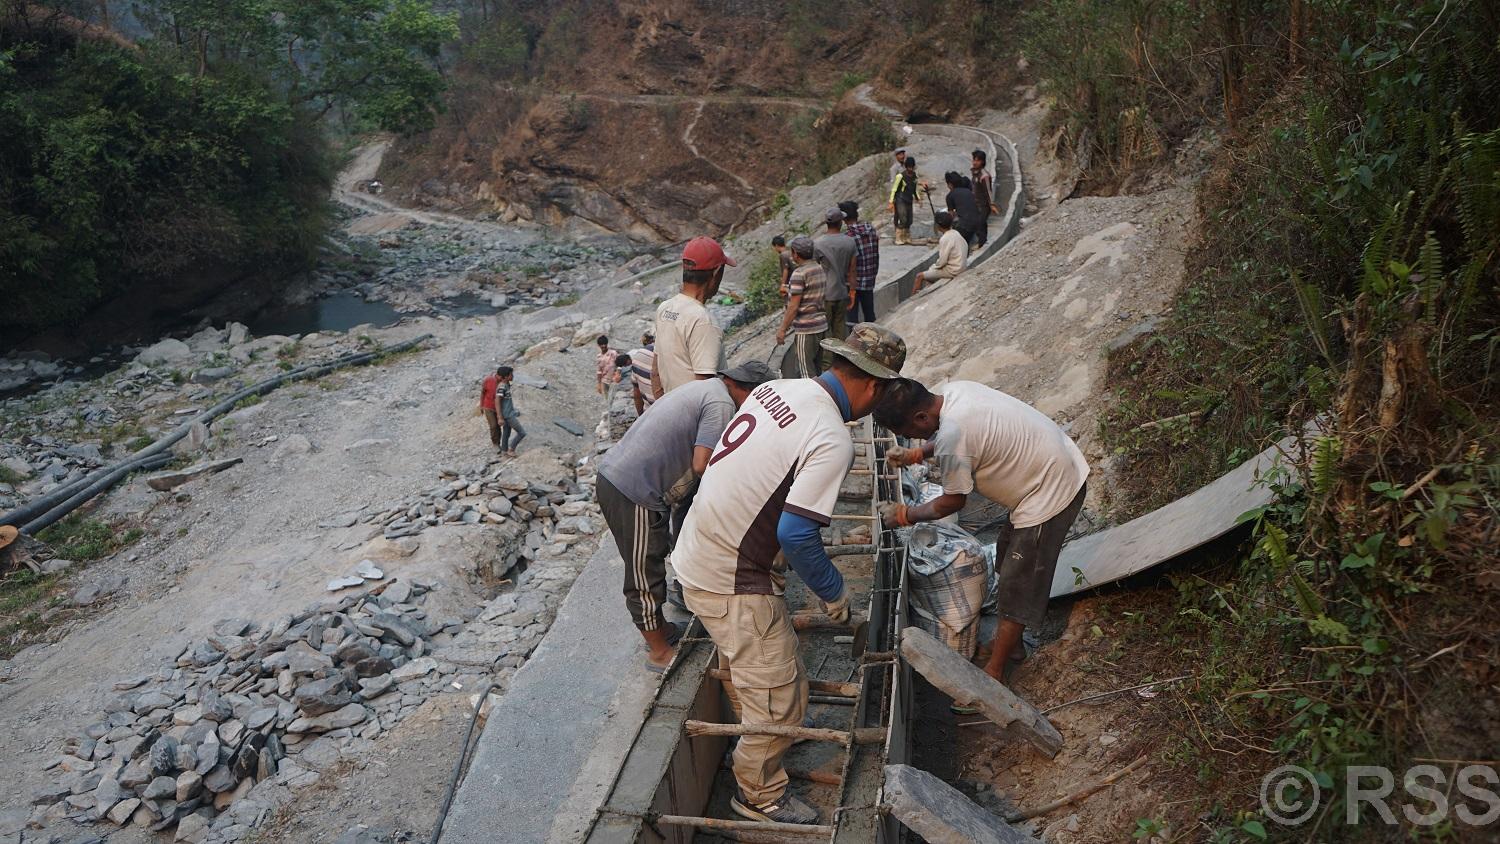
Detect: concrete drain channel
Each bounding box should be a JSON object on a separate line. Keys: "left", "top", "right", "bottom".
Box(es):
{"left": 584, "top": 418, "right": 913, "bottom": 843}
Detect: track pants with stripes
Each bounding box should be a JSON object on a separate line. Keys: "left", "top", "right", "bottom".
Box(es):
{"left": 596, "top": 473, "right": 672, "bottom": 632}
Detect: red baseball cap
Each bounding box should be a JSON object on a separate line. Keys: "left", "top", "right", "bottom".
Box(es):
{"left": 681, "top": 236, "right": 736, "bottom": 270}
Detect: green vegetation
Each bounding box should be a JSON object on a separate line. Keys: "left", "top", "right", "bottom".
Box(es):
{"left": 1019, "top": 0, "right": 1500, "bottom": 838}
{"left": 37, "top": 515, "right": 143, "bottom": 561}
{"left": 742, "top": 251, "right": 785, "bottom": 320}
{"left": 0, "top": 464, "right": 23, "bottom": 485}
{"left": 832, "top": 71, "right": 867, "bottom": 99}
{"left": 0, "top": 567, "right": 62, "bottom": 657}
{"left": 0, "top": 0, "right": 457, "bottom": 337}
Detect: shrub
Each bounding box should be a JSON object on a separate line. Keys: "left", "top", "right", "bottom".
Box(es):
{"left": 743, "top": 251, "right": 785, "bottom": 319}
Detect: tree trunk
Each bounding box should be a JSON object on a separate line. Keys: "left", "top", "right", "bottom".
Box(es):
{"left": 1219, "top": 0, "right": 1246, "bottom": 129}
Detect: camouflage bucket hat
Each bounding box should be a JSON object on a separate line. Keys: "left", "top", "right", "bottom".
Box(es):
{"left": 821, "top": 323, "right": 906, "bottom": 380}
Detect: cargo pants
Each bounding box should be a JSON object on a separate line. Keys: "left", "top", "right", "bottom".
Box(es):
{"left": 682, "top": 586, "right": 808, "bottom": 805}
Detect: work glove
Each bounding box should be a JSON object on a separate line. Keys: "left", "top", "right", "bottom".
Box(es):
{"left": 820, "top": 588, "right": 851, "bottom": 624}
{"left": 877, "top": 501, "right": 911, "bottom": 527}
{"left": 885, "top": 445, "right": 920, "bottom": 468}
{"left": 662, "top": 469, "right": 699, "bottom": 507}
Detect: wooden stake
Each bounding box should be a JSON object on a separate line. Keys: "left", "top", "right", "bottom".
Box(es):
{"left": 654, "top": 814, "right": 836, "bottom": 836}
{"left": 1004, "top": 756, "right": 1148, "bottom": 821}
{"left": 787, "top": 767, "right": 844, "bottom": 786}
{"left": 685, "top": 719, "right": 885, "bottom": 745}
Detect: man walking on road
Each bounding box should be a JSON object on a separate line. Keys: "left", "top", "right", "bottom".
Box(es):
{"left": 839, "top": 200, "right": 879, "bottom": 323}
{"left": 912, "top": 211, "right": 968, "bottom": 294}
{"left": 496, "top": 366, "right": 525, "bottom": 456}
{"left": 596, "top": 361, "right": 774, "bottom": 671}
{"left": 479, "top": 366, "right": 506, "bottom": 451}
{"left": 653, "top": 237, "right": 733, "bottom": 398}
{"left": 874, "top": 379, "right": 1089, "bottom": 689}
{"left": 776, "top": 236, "right": 826, "bottom": 378}
{"left": 814, "top": 208, "right": 854, "bottom": 343}
{"left": 674, "top": 324, "right": 908, "bottom": 825}
{"left": 889, "top": 156, "right": 920, "bottom": 245}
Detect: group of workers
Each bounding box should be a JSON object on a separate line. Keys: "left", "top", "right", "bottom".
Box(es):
{"left": 581, "top": 224, "right": 1088, "bottom": 824}
{"left": 763, "top": 145, "right": 998, "bottom": 386}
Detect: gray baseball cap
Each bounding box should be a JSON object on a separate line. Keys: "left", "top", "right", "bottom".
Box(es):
{"left": 824, "top": 207, "right": 846, "bottom": 224}
{"left": 719, "top": 360, "right": 774, "bottom": 386}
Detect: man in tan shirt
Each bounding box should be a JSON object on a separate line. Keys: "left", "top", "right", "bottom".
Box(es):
{"left": 653, "top": 237, "right": 732, "bottom": 398}
{"left": 874, "top": 379, "right": 1089, "bottom": 689}
{"left": 912, "top": 211, "right": 969, "bottom": 294}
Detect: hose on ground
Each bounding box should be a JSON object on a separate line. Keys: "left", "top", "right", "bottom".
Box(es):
{"left": 429, "top": 682, "right": 494, "bottom": 844}
{"left": 2, "top": 334, "right": 433, "bottom": 533}
{"left": 20, "top": 453, "right": 175, "bottom": 536}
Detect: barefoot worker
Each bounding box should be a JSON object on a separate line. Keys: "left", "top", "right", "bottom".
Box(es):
{"left": 595, "top": 360, "right": 774, "bottom": 672}
{"left": 874, "top": 379, "right": 1088, "bottom": 686}
{"left": 673, "top": 324, "right": 907, "bottom": 825}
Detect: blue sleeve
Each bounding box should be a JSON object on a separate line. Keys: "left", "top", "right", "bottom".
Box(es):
{"left": 776, "top": 511, "right": 845, "bottom": 602}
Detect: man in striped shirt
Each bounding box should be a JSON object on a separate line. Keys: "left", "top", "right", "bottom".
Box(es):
{"left": 775, "top": 236, "right": 827, "bottom": 378}
{"left": 628, "top": 331, "right": 656, "bottom": 416}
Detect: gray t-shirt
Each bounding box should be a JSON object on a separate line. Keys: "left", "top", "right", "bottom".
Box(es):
{"left": 814, "top": 233, "right": 855, "bottom": 302}
{"left": 597, "top": 378, "right": 733, "bottom": 511}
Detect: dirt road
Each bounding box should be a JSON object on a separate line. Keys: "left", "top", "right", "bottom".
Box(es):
{"left": 0, "top": 151, "right": 675, "bottom": 841}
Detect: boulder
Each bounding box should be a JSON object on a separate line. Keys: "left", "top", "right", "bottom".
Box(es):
{"left": 570, "top": 318, "right": 611, "bottom": 347}
{"left": 136, "top": 339, "right": 195, "bottom": 368}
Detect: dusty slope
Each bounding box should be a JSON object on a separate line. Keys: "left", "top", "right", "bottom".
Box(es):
{"left": 0, "top": 198, "right": 681, "bottom": 842}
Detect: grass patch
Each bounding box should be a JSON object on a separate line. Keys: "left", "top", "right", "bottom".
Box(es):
{"left": 0, "top": 568, "right": 68, "bottom": 658}
{"left": 554, "top": 292, "right": 580, "bottom": 307}
{"left": 0, "top": 465, "right": 24, "bottom": 485}
{"left": 37, "top": 516, "right": 144, "bottom": 562}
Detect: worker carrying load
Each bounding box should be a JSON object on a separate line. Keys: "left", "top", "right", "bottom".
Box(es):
{"left": 873, "top": 379, "right": 1089, "bottom": 690}
{"left": 672, "top": 324, "right": 908, "bottom": 826}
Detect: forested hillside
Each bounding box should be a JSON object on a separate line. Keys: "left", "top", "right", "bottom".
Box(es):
{"left": 996, "top": 0, "right": 1499, "bottom": 835}
{"left": 0, "top": 0, "right": 455, "bottom": 345}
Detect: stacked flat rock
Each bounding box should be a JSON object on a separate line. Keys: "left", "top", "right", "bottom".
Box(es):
{"left": 28, "top": 579, "right": 466, "bottom": 842}
{"left": 23, "top": 369, "right": 618, "bottom": 843}
{"left": 366, "top": 463, "right": 602, "bottom": 550}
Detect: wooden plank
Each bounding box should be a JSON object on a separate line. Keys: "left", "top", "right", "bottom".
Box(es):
{"left": 705, "top": 669, "right": 858, "bottom": 698}
{"left": 883, "top": 764, "right": 1040, "bottom": 844}
{"left": 898, "top": 627, "right": 1063, "bottom": 757}
{"left": 684, "top": 720, "right": 884, "bottom": 745}
{"left": 655, "top": 815, "right": 835, "bottom": 836}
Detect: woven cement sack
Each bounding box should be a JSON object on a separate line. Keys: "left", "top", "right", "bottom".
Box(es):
{"left": 905, "top": 521, "right": 992, "bottom": 658}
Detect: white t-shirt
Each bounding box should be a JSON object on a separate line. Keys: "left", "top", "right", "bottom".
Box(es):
{"left": 931, "top": 381, "right": 1089, "bottom": 528}
{"left": 653, "top": 293, "right": 723, "bottom": 394}
{"left": 674, "top": 378, "right": 853, "bottom": 596}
